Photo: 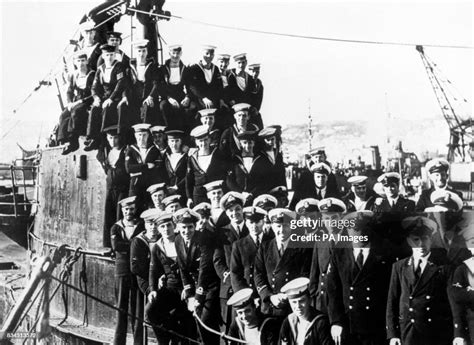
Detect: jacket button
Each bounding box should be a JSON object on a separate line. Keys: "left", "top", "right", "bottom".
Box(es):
{"left": 286, "top": 272, "right": 289, "bottom": 275}
{"left": 409, "top": 296, "right": 413, "bottom": 300}
{"left": 426, "top": 295, "right": 430, "bottom": 299}
{"left": 366, "top": 297, "right": 370, "bottom": 301}
{"left": 366, "top": 306, "right": 370, "bottom": 310}
{"left": 366, "top": 287, "right": 370, "bottom": 291}
{"left": 321, "top": 291, "right": 324, "bottom": 295}
{"left": 426, "top": 307, "right": 430, "bottom": 311}
{"left": 321, "top": 282, "right": 324, "bottom": 286}
{"left": 322, "top": 273, "right": 325, "bottom": 277}
{"left": 349, "top": 306, "right": 353, "bottom": 310}
{"left": 250, "top": 274, "right": 253, "bottom": 278}
{"left": 428, "top": 319, "right": 431, "bottom": 322}
{"left": 411, "top": 319, "right": 415, "bottom": 323}
{"left": 349, "top": 296, "right": 353, "bottom": 300}
{"left": 409, "top": 308, "right": 413, "bottom": 312}
{"left": 272, "top": 278, "right": 275, "bottom": 281}
{"left": 350, "top": 287, "right": 354, "bottom": 291}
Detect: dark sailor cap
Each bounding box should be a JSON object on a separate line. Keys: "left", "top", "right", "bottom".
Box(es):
{"left": 165, "top": 130, "right": 185, "bottom": 139}
{"left": 281, "top": 277, "right": 310, "bottom": 299}
{"left": 227, "top": 288, "right": 254, "bottom": 308}
{"left": 106, "top": 31, "right": 122, "bottom": 39}
{"left": 100, "top": 44, "right": 116, "bottom": 53}
{"left": 173, "top": 208, "right": 199, "bottom": 224}
{"left": 402, "top": 216, "right": 437, "bottom": 236}
{"left": 237, "top": 131, "right": 257, "bottom": 141}
{"left": 243, "top": 206, "right": 266, "bottom": 222}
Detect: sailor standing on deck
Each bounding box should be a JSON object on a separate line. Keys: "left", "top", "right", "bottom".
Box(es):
{"left": 85, "top": 43, "right": 127, "bottom": 150}
{"left": 279, "top": 277, "right": 334, "bottom": 345}
{"left": 129, "top": 208, "right": 161, "bottom": 345}
{"left": 97, "top": 125, "right": 130, "bottom": 247}
{"left": 227, "top": 288, "right": 280, "bottom": 345}
{"left": 110, "top": 196, "right": 144, "bottom": 345}
{"left": 248, "top": 63, "right": 264, "bottom": 112}
{"left": 258, "top": 126, "right": 287, "bottom": 189}
{"left": 127, "top": 39, "right": 160, "bottom": 126}
{"left": 57, "top": 50, "right": 95, "bottom": 154}
{"left": 416, "top": 158, "right": 463, "bottom": 211}
{"left": 125, "top": 124, "right": 166, "bottom": 212}
{"left": 164, "top": 130, "right": 188, "bottom": 202}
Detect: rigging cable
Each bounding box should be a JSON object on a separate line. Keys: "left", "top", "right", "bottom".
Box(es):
{"left": 128, "top": 8, "right": 474, "bottom": 50}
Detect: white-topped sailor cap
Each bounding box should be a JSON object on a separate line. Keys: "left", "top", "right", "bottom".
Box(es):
{"left": 425, "top": 158, "right": 450, "bottom": 174}
{"left": 150, "top": 125, "right": 167, "bottom": 133}
{"left": 132, "top": 123, "right": 151, "bottom": 133}
{"left": 310, "top": 162, "right": 331, "bottom": 175}
{"left": 201, "top": 44, "right": 217, "bottom": 52}
{"left": 243, "top": 206, "right": 267, "bottom": 222}
{"left": 308, "top": 146, "right": 326, "bottom": 156}
{"left": 227, "top": 288, "right": 254, "bottom": 308}
{"left": 401, "top": 216, "right": 437, "bottom": 236}
{"left": 253, "top": 194, "right": 278, "bottom": 210}
{"left": 168, "top": 44, "right": 182, "bottom": 51}
{"left": 232, "top": 103, "right": 251, "bottom": 114}
{"left": 173, "top": 208, "right": 200, "bottom": 224}
{"left": 162, "top": 195, "right": 182, "bottom": 208}
{"left": 79, "top": 20, "right": 96, "bottom": 32}
{"left": 131, "top": 39, "right": 149, "bottom": 49}
{"left": 372, "top": 182, "right": 386, "bottom": 197}
{"left": 258, "top": 127, "right": 277, "bottom": 138}
{"left": 347, "top": 175, "right": 368, "bottom": 186}
{"left": 248, "top": 63, "right": 261, "bottom": 70}
{"left": 204, "top": 180, "right": 224, "bottom": 193}
{"left": 281, "top": 277, "right": 310, "bottom": 299}
{"left": 233, "top": 53, "right": 247, "bottom": 61}
{"left": 268, "top": 208, "right": 296, "bottom": 224}
{"left": 147, "top": 183, "right": 167, "bottom": 195}
{"left": 216, "top": 53, "right": 230, "bottom": 61}
{"left": 140, "top": 208, "right": 162, "bottom": 221}
{"left": 118, "top": 196, "right": 137, "bottom": 207}
{"left": 220, "top": 191, "right": 245, "bottom": 210}
{"left": 295, "top": 198, "right": 319, "bottom": 215}
{"left": 429, "top": 190, "right": 463, "bottom": 211}
{"left": 190, "top": 125, "right": 210, "bottom": 139}
{"left": 156, "top": 212, "right": 174, "bottom": 226}
{"left": 318, "top": 198, "right": 347, "bottom": 213}
{"left": 73, "top": 49, "right": 88, "bottom": 60}
{"left": 377, "top": 172, "right": 401, "bottom": 186}
{"left": 197, "top": 108, "right": 217, "bottom": 118}
{"left": 192, "top": 202, "right": 212, "bottom": 219}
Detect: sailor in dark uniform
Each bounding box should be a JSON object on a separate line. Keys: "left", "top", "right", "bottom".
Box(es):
{"left": 147, "top": 212, "right": 197, "bottom": 344}
{"left": 146, "top": 182, "right": 167, "bottom": 210}
{"left": 85, "top": 44, "right": 127, "bottom": 150}
{"left": 416, "top": 158, "right": 463, "bottom": 211}
{"left": 77, "top": 21, "right": 101, "bottom": 71}
{"left": 204, "top": 180, "right": 229, "bottom": 227}
{"left": 173, "top": 208, "right": 221, "bottom": 345}
{"left": 291, "top": 162, "right": 340, "bottom": 209}
{"left": 248, "top": 63, "right": 264, "bottom": 111}
{"left": 448, "top": 223, "right": 474, "bottom": 345}
{"left": 227, "top": 288, "right": 280, "bottom": 345}
{"left": 371, "top": 172, "right": 415, "bottom": 213}
{"left": 57, "top": 50, "right": 95, "bottom": 154}
{"left": 96, "top": 125, "right": 130, "bottom": 247}
{"left": 185, "top": 125, "right": 229, "bottom": 207}
{"left": 161, "top": 194, "right": 183, "bottom": 214}
{"left": 183, "top": 45, "right": 223, "bottom": 113}
{"left": 279, "top": 278, "right": 333, "bottom": 345}
{"left": 125, "top": 124, "right": 166, "bottom": 212}
{"left": 386, "top": 216, "right": 453, "bottom": 345}
{"left": 219, "top": 103, "right": 259, "bottom": 157}
{"left": 129, "top": 208, "right": 161, "bottom": 345}
{"left": 215, "top": 53, "right": 236, "bottom": 131}
{"left": 110, "top": 196, "right": 144, "bottom": 345}
{"left": 230, "top": 205, "right": 274, "bottom": 293}
{"left": 226, "top": 131, "right": 275, "bottom": 205}
{"left": 127, "top": 39, "right": 160, "bottom": 126}
{"left": 227, "top": 53, "right": 262, "bottom": 129}
{"left": 163, "top": 129, "right": 187, "bottom": 202}
{"left": 157, "top": 44, "right": 193, "bottom": 130}
{"left": 254, "top": 208, "right": 312, "bottom": 317}
{"left": 327, "top": 210, "right": 392, "bottom": 345}
{"left": 149, "top": 125, "right": 169, "bottom": 156}
{"left": 213, "top": 193, "right": 251, "bottom": 330}
{"left": 258, "top": 126, "right": 287, "bottom": 189}
{"left": 96, "top": 31, "right": 131, "bottom": 67}
{"left": 197, "top": 108, "right": 222, "bottom": 148}
{"left": 342, "top": 175, "right": 376, "bottom": 212}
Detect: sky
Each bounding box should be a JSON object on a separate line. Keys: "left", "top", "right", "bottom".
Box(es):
{"left": 0, "top": 0, "right": 472, "bottom": 161}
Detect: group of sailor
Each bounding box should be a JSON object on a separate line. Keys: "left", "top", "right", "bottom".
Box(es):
{"left": 55, "top": 18, "right": 474, "bottom": 345}
{"left": 108, "top": 154, "right": 472, "bottom": 345}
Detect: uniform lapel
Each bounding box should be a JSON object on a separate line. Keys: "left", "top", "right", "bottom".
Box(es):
{"left": 413, "top": 260, "right": 438, "bottom": 293}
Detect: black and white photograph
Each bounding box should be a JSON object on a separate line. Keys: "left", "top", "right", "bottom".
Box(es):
{"left": 0, "top": 0, "right": 473, "bottom": 344}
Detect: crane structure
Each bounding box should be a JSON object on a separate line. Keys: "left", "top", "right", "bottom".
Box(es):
{"left": 416, "top": 45, "right": 473, "bottom": 162}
